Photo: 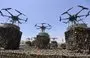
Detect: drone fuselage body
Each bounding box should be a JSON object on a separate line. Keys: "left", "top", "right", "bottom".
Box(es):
{"left": 11, "top": 16, "right": 19, "bottom": 21}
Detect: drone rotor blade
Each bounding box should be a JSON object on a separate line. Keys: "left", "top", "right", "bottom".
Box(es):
{"left": 18, "top": 20, "right": 22, "bottom": 24}
{"left": 36, "top": 25, "right": 41, "bottom": 28}
{"left": 25, "top": 18, "right": 28, "bottom": 22}
{"left": 63, "top": 21, "right": 68, "bottom": 24}
{"left": 61, "top": 7, "right": 73, "bottom": 15}
{"left": 77, "top": 19, "right": 85, "bottom": 23}
{"left": 47, "top": 27, "right": 51, "bottom": 30}
{"left": 48, "top": 24, "right": 51, "bottom": 27}
{"left": 77, "top": 19, "right": 82, "bottom": 22}
{"left": 0, "top": 11, "right": 4, "bottom": 16}
{"left": 36, "top": 28, "right": 40, "bottom": 29}
{"left": 46, "top": 24, "right": 52, "bottom": 29}
{"left": 67, "top": 7, "right": 73, "bottom": 12}
{"left": 47, "top": 26, "right": 52, "bottom": 29}
{"left": 35, "top": 24, "right": 37, "bottom": 27}
{"left": 62, "top": 18, "right": 69, "bottom": 20}
{"left": 19, "top": 18, "right": 24, "bottom": 20}
{"left": 86, "top": 11, "right": 90, "bottom": 17}
{"left": 41, "top": 23, "right": 46, "bottom": 26}
{"left": 1, "top": 8, "right": 13, "bottom": 16}
{"left": 78, "top": 5, "right": 88, "bottom": 10}
{"left": 61, "top": 12, "right": 67, "bottom": 15}
{"left": 77, "top": 15, "right": 85, "bottom": 17}
{"left": 3, "top": 15, "right": 11, "bottom": 18}
{"left": 1, "top": 8, "right": 12, "bottom": 10}
{"left": 59, "top": 16, "right": 62, "bottom": 21}
{"left": 15, "top": 9, "right": 20, "bottom": 13}
{"left": 15, "top": 9, "right": 25, "bottom": 16}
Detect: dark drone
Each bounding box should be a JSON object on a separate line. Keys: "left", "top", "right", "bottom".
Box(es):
{"left": 60, "top": 5, "right": 90, "bottom": 24}
{"left": 0, "top": 8, "right": 28, "bottom": 24}
{"left": 35, "top": 23, "right": 52, "bottom": 32}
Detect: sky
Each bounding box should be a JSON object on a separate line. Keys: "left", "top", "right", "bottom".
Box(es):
{"left": 0, "top": 0, "right": 90, "bottom": 43}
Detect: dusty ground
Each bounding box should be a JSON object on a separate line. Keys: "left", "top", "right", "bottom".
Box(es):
{"left": 0, "top": 45, "right": 90, "bottom": 57}
{"left": 15, "top": 45, "right": 90, "bottom": 56}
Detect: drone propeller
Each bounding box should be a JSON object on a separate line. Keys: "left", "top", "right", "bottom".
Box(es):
{"left": 15, "top": 9, "right": 25, "bottom": 16}
{"left": 1, "top": 8, "right": 12, "bottom": 11}
{"left": 77, "top": 19, "right": 85, "bottom": 23}
{"left": 60, "top": 16, "right": 69, "bottom": 21}
{"left": 41, "top": 23, "right": 46, "bottom": 25}
{"left": 35, "top": 24, "right": 37, "bottom": 27}
{"left": 41, "top": 23, "right": 51, "bottom": 28}
{"left": 35, "top": 24, "right": 40, "bottom": 27}
{"left": 0, "top": 11, "right": 4, "bottom": 16}
{"left": 0, "top": 10, "right": 11, "bottom": 18}
{"left": 59, "top": 16, "right": 62, "bottom": 21}
{"left": 48, "top": 24, "right": 51, "bottom": 27}
{"left": 63, "top": 21, "right": 69, "bottom": 24}
{"left": 25, "top": 18, "right": 28, "bottom": 22}
{"left": 67, "top": 7, "right": 73, "bottom": 12}
{"left": 86, "top": 11, "right": 90, "bottom": 17}
{"left": 78, "top": 5, "right": 88, "bottom": 10}
{"left": 18, "top": 20, "right": 22, "bottom": 24}
{"left": 1, "top": 8, "right": 13, "bottom": 16}
{"left": 77, "top": 15, "right": 86, "bottom": 17}
{"left": 61, "top": 7, "right": 73, "bottom": 15}
{"left": 77, "top": 19, "right": 82, "bottom": 21}
{"left": 46, "top": 24, "right": 52, "bottom": 29}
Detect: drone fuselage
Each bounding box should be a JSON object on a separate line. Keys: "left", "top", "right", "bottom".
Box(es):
{"left": 69, "top": 15, "right": 77, "bottom": 22}
{"left": 11, "top": 16, "right": 19, "bottom": 21}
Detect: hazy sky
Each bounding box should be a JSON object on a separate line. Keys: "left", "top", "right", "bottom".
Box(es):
{"left": 0, "top": 0, "right": 90, "bottom": 43}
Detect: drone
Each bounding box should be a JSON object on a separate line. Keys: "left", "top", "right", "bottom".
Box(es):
{"left": 35, "top": 23, "right": 52, "bottom": 32}
{"left": 60, "top": 5, "right": 90, "bottom": 25}
{"left": 0, "top": 8, "right": 28, "bottom": 25}
{"left": 51, "top": 38, "right": 57, "bottom": 40}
